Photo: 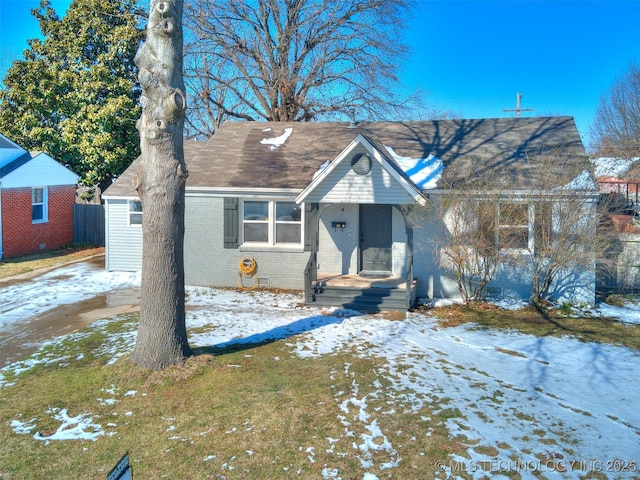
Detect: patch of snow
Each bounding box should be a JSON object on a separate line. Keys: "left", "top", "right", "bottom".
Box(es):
{"left": 24, "top": 408, "right": 104, "bottom": 442}
{"left": 597, "top": 301, "right": 640, "bottom": 324}
{"left": 384, "top": 145, "right": 443, "bottom": 189}
{"left": 0, "top": 261, "right": 139, "bottom": 329}
{"left": 312, "top": 160, "right": 330, "bottom": 179}
{"left": 10, "top": 417, "right": 37, "bottom": 435}
{"left": 260, "top": 127, "right": 293, "bottom": 149}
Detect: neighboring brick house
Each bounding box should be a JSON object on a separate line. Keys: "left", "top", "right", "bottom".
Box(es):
{"left": 0, "top": 133, "right": 79, "bottom": 259}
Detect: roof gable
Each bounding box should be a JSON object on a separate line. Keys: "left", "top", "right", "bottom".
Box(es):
{"left": 296, "top": 133, "right": 427, "bottom": 205}
{"left": 1, "top": 152, "right": 79, "bottom": 188}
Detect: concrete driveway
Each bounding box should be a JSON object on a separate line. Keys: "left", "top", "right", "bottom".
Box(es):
{"left": 0, "top": 255, "right": 140, "bottom": 368}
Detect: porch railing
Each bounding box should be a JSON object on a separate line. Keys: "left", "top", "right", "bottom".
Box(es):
{"left": 304, "top": 252, "right": 317, "bottom": 304}
{"left": 405, "top": 260, "right": 414, "bottom": 309}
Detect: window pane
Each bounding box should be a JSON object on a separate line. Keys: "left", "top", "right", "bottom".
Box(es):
{"left": 500, "top": 204, "right": 527, "bottom": 225}
{"left": 32, "top": 204, "right": 44, "bottom": 221}
{"left": 244, "top": 223, "right": 268, "bottom": 242}
{"left": 276, "top": 224, "right": 301, "bottom": 243}
{"left": 499, "top": 228, "right": 529, "bottom": 249}
{"left": 129, "top": 200, "right": 142, "bottom": 213}
{"left": 276, "top": 202, "right": 301, "bottom": 221}
{"left": 244, "top": 201, "right": 268, "bottom": 220}
{"left": 32, "top": 188, "right": 43, "bottom": 203}
{"left": 129, "top": 201, "right": 142, "bottom": 225}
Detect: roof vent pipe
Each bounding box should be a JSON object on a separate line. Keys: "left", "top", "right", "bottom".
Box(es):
{"left": 348, "top": 108, "right": 357, "bottom": 128}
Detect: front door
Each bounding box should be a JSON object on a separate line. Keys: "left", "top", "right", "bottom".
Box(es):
{"left": 360, "top": 204, "right": 392, "bottom": 273}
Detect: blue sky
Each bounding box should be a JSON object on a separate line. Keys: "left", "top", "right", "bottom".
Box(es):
{"left": 1, "top": 0, "right": 639, "bottom": 150}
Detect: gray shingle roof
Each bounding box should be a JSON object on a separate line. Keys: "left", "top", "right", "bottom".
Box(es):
{"left": 0, "top": 152, "right": 33, "bottom": 179}
{"left": 104, "top": 116, "right": 587, "bottom": 197}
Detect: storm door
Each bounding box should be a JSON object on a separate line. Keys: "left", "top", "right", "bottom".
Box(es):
{"left": 359, "top": 204, "right": 392, "bottom": 274}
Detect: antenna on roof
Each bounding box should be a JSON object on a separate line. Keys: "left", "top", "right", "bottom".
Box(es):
{"left": 503, "top": 92, "right": 534, "bottom": 118}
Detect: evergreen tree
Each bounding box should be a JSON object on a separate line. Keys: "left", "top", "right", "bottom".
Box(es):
{"left": 0, "top": 0, "right": 142, "bottom": 198}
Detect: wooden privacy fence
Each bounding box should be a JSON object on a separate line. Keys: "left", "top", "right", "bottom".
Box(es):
{"left": 73, "top": 203, "right": 105, "bottom": 247}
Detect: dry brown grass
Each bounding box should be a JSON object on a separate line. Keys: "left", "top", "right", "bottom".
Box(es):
{"left": 0, "top": 336, "right": 466, "bottom": 479}
{"left": 0, "top": 246, "right": 104, "bottom": 280}
{"left": 417, "top": 301, "right": 640, "bottom": 350}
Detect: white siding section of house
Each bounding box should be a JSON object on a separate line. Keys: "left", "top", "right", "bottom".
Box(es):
{"left": 184, "top": 196, "right": 310, "bottom": 290}
{"left": 105, "top": 199, "right": 142, "bottom": 272}
{"left": 411, "top": 198, "right": 597, "bottom": 305}
{"left": 304, "top": 147, "right": 416, "bottom": 205}
{"left": 411, "top": 202, "right": 462, "bottom": 301}
{"left": 391, "top": 207, "right": 408, "bottom": 277}
{"left": 2, "top": 153, "right": 78, "bottom": 188}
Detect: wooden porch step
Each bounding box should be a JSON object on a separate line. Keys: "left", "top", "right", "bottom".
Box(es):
{"left": 308, "top": 282, "right": 412, "bottom": 312}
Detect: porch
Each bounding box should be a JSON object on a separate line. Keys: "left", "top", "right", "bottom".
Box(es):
{"left": 304, "top": 254, "right": 418, "bottom": 312}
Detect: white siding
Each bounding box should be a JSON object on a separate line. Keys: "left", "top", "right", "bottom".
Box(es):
{"left": 105, "top": 199, "right": 142, "bottom": 271}
{"left": 304, "top": 146, "right": 416, "bottom": 205}
{"left": 2, "top": 153, "right": 78, "bottom": 188}
{"left": 391, "top": 207, "right": 408, "bottom": 276}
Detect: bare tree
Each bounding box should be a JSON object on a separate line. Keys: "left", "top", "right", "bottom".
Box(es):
{"left": 183, "top": 0, "right": 415, "bottom": 137}
{"left": 590, "top": 61, "right": 640, "bottom": 157}
{"left": 524, "top": 156, "right": 615, "bottom": 305}
{"left": 436, "top": 150, "right": 613, "bottom": 306}
{"left": 131, "top": 0, "right": 192, "bottom": 370}
{"left": 437, "top": 193, "right": 503, "bottom": 303}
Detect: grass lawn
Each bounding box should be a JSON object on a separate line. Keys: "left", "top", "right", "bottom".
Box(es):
{"left": 1, "top": 251, "right": 639, "bottom": 479}
{"left": 1, "top": 299, "right": 639, "bottom": 479}
{"left": 0, "top": 245, "right": 104, "bottom": 280}
{"left": 0, "top": 316, "right": 463, "bottom": 479}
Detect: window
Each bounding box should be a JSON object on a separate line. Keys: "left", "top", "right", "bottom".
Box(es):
{"left": 242, "top": 200, "right": 302, "bottom": 246}
{"left": 276, "top": 202, "right": 302, "bottom": 243}
{"left": 243, "top": 201, "right": 269, "bottom": 242}
{"left": 32, "top": 187, "right": 47, "bottom": 223}
{"left": 497, "top": 203, "right": 531, "bottom": 251}
{"left": 129, "top": 200, "right": 142, "bottom": 226}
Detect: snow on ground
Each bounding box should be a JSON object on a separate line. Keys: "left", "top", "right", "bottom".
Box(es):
{"left": 0, "top": 261, "right": 139, "bottom": 328}
{"left": 597, "top": 300, "right": 640, "bottom": 325}
{"left": 2, "top": 266, "right": 640, "bottom": 479}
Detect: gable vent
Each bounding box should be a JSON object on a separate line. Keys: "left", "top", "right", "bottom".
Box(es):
{"left": 351, "top": 153, "right": 371, "bottom": 175}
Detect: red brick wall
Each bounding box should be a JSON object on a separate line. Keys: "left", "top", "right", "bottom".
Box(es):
{"left": 1, "top": 185, "right": 76, "bottom": 258}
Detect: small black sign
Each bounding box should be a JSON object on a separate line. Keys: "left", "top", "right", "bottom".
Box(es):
{"left": 107, "top": 452, "right": 131, "bottom": 480}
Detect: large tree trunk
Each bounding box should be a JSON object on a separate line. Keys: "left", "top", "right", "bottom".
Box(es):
{"left": 131, "top": 0, "right": 192, "bottom": 370}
